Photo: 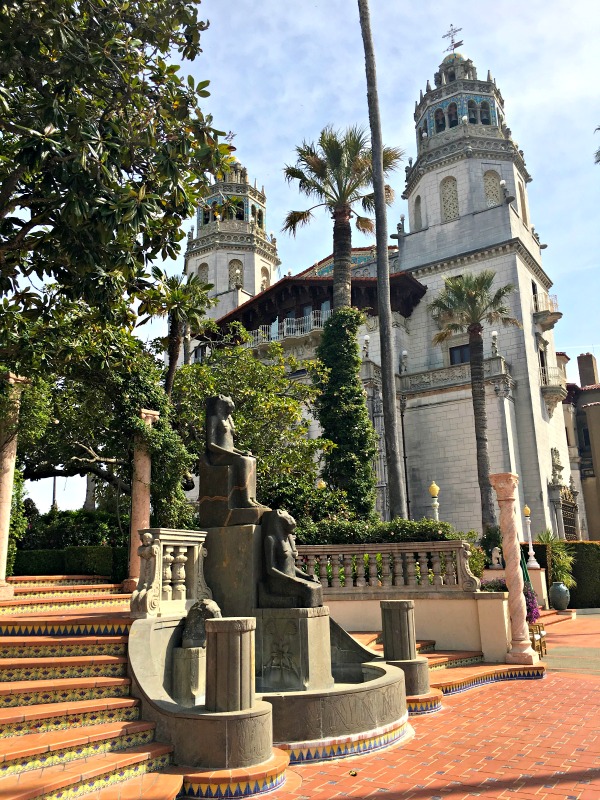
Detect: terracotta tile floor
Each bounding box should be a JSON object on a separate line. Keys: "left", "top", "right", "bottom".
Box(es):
{"left": 270, "top": 613, "right": 600, "bottom": 800}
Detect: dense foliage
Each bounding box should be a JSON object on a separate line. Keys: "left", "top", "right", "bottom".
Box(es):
{"left": 7, "top": 469, "right": 27, "bottom": 576}
{"left": 525, "top": 540, "right": 599, "bottom": 609}
{"left": 19, "top": 509, "right": 129, "bottom": 550}
{"left": 480, "top": 577, "right": 540, "bottom": 623}
{"left": 314, "top": 307, "right": 377, "bottom": 518}
{"left": 295, "top": 517, "right": 460, "bottom": 545}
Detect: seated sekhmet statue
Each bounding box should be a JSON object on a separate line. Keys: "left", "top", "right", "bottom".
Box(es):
{"left": 198, "top": 395, "right": 268, "bottom": 528}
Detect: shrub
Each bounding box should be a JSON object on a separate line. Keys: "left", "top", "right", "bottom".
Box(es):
{"left": 295, "top": 516, "right": 460, "bottom": 545}
{"left": 20, "top": 509, "right": 129, "bottom": 550}
{"left": 64, "top": 546, "right": 113, "bottom": 578}
{"left": 534, "top": 530, "right": 576, "bottom": 588}
{"left": 112, "top": 547, "right": 129, "bottom": 583}
{"left": 480, "top": 577, "right": 539, "bottom": 623}
{"left": 14, "top": 549, "right": 66, "bottom": 576}
{"left": 468, "top": 545, "right": 487, "bottom": 578}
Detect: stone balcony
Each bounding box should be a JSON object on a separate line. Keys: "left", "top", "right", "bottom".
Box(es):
{"left": 539, "top": 366, "right": 567, "bottom": 417}
{"left": 398, "top": 355, "right": 511, "bottom": 395}
{"left": 533, "top": 292, "right": 562, "bottom": 331}
{"left": 245, "top": 309, "right": 332, "bottom": 349}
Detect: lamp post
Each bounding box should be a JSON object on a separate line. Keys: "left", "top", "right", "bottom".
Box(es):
{"left": 363, "top": 334, "right": 370, "bottom": 359}
{"left": 524, "top": 504, "right": 540, "bottom": 569}
{"left": 429, "top": 481, "right": 440, "bottom": 522}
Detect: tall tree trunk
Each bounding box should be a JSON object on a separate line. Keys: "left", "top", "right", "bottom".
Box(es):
{"left": 357, "top": 0, "right": 407, "bottom": 519}
{"left": 183, "top": 322, "right": 191, "bottom": 365}
{"left": 165, "top": 316, "right": 182, "bottom": 398}
{"left": 469, "top": 325, "right": 498, "bottom": 532}
{"left": 332, "top": 206, "right": 353, "bottom": 309}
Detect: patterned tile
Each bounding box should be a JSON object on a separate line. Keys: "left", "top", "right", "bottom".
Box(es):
{"left": 0, "top": 705, "right": 140, "bottom": 738}
{"left": 0, "top": 681, "right": 130, "bottom": 708}
{"left": 0, "top": 662, "right": 127, "bottom": 681}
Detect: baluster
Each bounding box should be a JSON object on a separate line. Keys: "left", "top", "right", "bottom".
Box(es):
{"left": 431, "top": 551, "right": 444, "bottom": 586}
{"left": 448, "top": 550, "right": 458, "bottom": 585}
{"left": 368, "top": 552, "right": 378, "bottom": 587}
{"left": 342, "top": 553, "right": 353, "bottom": 589}
{"left": 162, "top": 546, "right": 174, "bottom": 600}
{"left": 382, "top": 552, "right": 392, "bottom": 587}
{"left": 406, "top": 551, "right": 418, "bottom": 587}
{"left": 172, "top": 546, "right": 187, "bottom": 600}
{"left": 392, "top": 552, "right": 404, "bottom": 586}
{"left": 318, "top": 555, "right": 329, "bottom": 588}
{"left": 306, "top": 553, "right": 316, "bottom": 581}
{"left": 418, "top": 551, "right": 430, "bottom": 588}
{"left": 332, "top": 554, "right": 343, "bottom": 588}
{"left": 356, "top": 552, "right": 367, "bottom": 588}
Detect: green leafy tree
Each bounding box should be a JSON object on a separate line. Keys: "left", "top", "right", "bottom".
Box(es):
{"left": 138, "top": 267, "right": 213, "bottom": 397}
{"left": 171, "top": 339, "right": 344, "bottom": 519}
{"left": 314, "top": 308, "right": 377, "bottom": 518}
{"left": 283, "top": 126, "right": 402, "bottom": 309}
{"left": 428, "top": 271, "right": 520, "bottom": 533}
{"left": 0, "top": 0, "right": 231, "bottom": 317}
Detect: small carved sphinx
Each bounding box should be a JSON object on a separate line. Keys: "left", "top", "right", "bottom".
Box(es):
{"left": 259, "top": 509, "right": 322, "bottom": 608}
{"left": 182, "top": 598, "right": 222, "bottom": 649}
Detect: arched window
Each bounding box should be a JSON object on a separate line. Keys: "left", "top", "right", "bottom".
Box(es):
{"left": 447, "top": 69, "right": 456, "bottom": 82}
{"left": 448, "top": 103, "right": 458, "bottom": 128}
{"left": 423, "top": 119, "right": 428, "bottom": 136}
{"left": 260, "top": 267, "right": 270, "bottom": 292}
{"left": 235, "top": 200, "right": 244, "bottom": 221}
{"left": 414, "top": 196, "right": 423, "bottom": 231}
{"left": 211, "top": 201, "right": 219, "bottom": 221}
{"left": 202, "top": 205, "right": 210, "bottom": 225}
{"left": 480, "top": 101, "right": 491, "bottom": 125}
{"left": 440, "top": 176, "right": 459, "bottom": 222}
{"left": 197, "top": 262, "right": 209, "bottom": 284}
{"left": 483, "top": 170, "right": 503, "bottom": 208}
{"left": 228, "top": 259, "right": 244, "bottom": 290}
{"left": 434, "top": 108, "right": 445, "bottom": 133}
{"left": 257, "top": 209, "right": 264, "bottom": 228}
{"left": 251, "top": 205, "right": 257, "bottom": 220}
{"left": 518, "top": 182, "right": 529, "bottom": 227}
{"left": 468, "top": 100, "right": 477, "bottom": 124}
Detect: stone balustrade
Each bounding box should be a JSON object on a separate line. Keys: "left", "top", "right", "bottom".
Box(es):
{"left": 295, "top": 540, "right": 480, "bottom": 594}
{"left": 130, "top": 528, "right": 213, "bottom": 618}
{"left": 398, "top": 355, "right": 509, "bottom": 394}
{"left": 245, "top": 308, "right": 332, "bottom": 348}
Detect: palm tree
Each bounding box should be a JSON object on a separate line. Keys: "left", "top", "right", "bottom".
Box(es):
{"left": 283, "top": 126, "right": 403, "bottom": 309}
{"left": 428, "top": 271, "right": 520, "bottom": 533}
{"left": 139, "top": 267, "right": 212, "bottom": 398}
{"left": 357, "top": 0, "right": 406, "bottom": 519}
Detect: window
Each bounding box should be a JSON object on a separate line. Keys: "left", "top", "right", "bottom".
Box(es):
{"left": 449, "top": 344, "right": 470, "bottom": 365}
{"left": 480, "top": 102, "right": 491, "bottom": 125}
{"left": 448, "top": 103, "right": 458, "bottom": 128}
{"left": 583, "top": 427, "right": 591, "bottom": 448}
{"left": 251, "top": 205, "right": 257, "bottom": 220}
{"left": 257, "top": 209, "right": 264, "bottom": 228}
{"left": 483, "top": 170, "right": 503, "bottom": 207}
{"left": 414, "top": 195, "right": 422, "bottom": 231}
{"left": 197, "top": 263, "right": 209, "bottom": 284}
{"left": 448, "top": 69, "right": 456, "bottom": 82}
{"left": 235, "top": 201, "right": 244, "bottom": 221}
{"left": 440, "top": 176, "right": 459, "bottom": 221}
{"left": 202, "top": 206, "right": 210, "bottom": 225}
{"left": 435, "top": 108, "right": 446, "bottom": 133}
{"left": 468, "top": 100, "right": 477, "bottom": 124}
{"left": 228, "top": 259, "right": 244, "bottom": 289}
{"left": 518, "top": 182, "right": 528, "bottom": 227}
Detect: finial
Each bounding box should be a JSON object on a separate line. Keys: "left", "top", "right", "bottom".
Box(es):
{"left": 426, "top": 79, "right": 432, "bottom": 92}
{"left": 487, "top": 69, "right": 492, "bottom": 81}
{"left": 441, "top": 72, "right": 447, "bottom": 85}
{"left": 442, "top": 23, "right": 464, "bottom": 55}
{"left": 419, "top": 89, "right": 423, "bottom": 101}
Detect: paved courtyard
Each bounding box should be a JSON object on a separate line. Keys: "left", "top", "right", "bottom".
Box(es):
{"left": 272, "top": 612, "right": 600, "bottom": 800}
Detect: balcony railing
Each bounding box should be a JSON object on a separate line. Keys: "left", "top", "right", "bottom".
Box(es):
{"left": 295, "top": 540, "right": 480, "bottom": 594}
{"left": 399, "top": 356, "right": 509, "bottom": 394}
{"left": 246, "top": 308, "right": 332, "bottom": 347}
{"left": 532, "top": 292, "right": 559, "bottom": 314}
{"left": 539, "top": 366, "right": 566, "bottom": 388}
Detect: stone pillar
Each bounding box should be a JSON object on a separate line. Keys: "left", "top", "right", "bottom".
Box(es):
{"left": 123, "top": 409, "right": 159, "bottom": 593}
{"left": 548, "top": 484, "right": 566, "bottom": 540}
{"left": 583, "top": 402, "right": 600, "bottom": 540}
{"left": 489, "top": 472, "right": 539, "bottom": 665}
{"left": 205, "top": 617, "right": 255, "bottom": 712}
{"left": 380, "top": 600, "right": 430, "bottom": 696}
{"left": 0, "top": 374, "right": 29, "bottom": 600}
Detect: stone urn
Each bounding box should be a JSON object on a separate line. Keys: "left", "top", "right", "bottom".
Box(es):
{"left": 549, "top": 581, "right": 570, "bottom": 611}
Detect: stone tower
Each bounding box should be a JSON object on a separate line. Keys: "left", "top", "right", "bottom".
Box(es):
{"left": 184, "top": 162, "right": 280, "bottom": 323}
{"left": 391, "top": 50, "right": 581, "bottom": 536}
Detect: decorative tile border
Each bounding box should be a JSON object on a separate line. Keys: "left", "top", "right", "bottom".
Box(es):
{"left": 0, "top": 642, "right": 127, "bottom": 658}
{"left": 0, "top": 597, "right": 128, "bottom": 616}
{"left": 0, "top": 620, "right": 131, "bottom": 637}
{"left": 277, "top": 713, "right": 413, "bottom": 764}
{"left": 406, "top": 690, "right": 443, "bottom": 715}
{"left": 0, "top": 681, "right": 130, "bottom": 708}
{"left": 0, "top": 728, "right": 154, "bottom": 777}
{"left": 434, "top": 665, "right": 546, "bottom": 696}
{"left": 179, "top": 750, "right": 289, "bottom": 798}
{"left": 0, "top": 705, "right": 140, "bottom": 738}
{"left": 14, "top": 587, "right": 119, "bottom": 599}
{"left": 429, "top": 654, "right": 484, "bottom": 671}
{"left": 0, "top": 662, "right": 127, "bottom": 681}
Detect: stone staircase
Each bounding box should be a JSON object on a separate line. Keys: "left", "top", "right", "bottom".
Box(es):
{"left": 0, "top": 576, "right": 184, "bottom": 800}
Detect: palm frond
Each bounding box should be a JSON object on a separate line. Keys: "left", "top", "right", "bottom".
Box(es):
{"left": 355, "top": 215, "right": 375, "bottom": 235}
{"left": 383, "top": 184, "right": 395, "bottom": 205}
{"left": 361, "top": 192, "right": 376, "bottom": 213}
{"left": 282, "top": 209, "right": 315, "bottom": 236}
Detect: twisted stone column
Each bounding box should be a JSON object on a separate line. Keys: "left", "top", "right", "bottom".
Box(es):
{"left": 123, "top": 409, "right": 159, "bottom": 593}
{"left": 489, "top": 472, "right": 539, "bottom": 665}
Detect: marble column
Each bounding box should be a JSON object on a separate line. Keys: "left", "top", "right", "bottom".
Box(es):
{"left": 0, "top": 374, "right": 29, "bottom": 599}
{"left": 123, "top": 409, "right": 160, "bottom": 593}
{"left": 489, "top": 472, "right": 539, "bottom": 665}
{"left": 205, "top": 617, "right": 256, "bottom": 712}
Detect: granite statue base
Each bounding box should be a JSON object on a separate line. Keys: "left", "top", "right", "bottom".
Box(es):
{"left": 172, "top": 646, "right": 206, "bottom": 708}
{"left": 255, "top": 606, "right": 334, "bottom": 692}
{"left": 387, "top": 656, "right": 430, "bottom": 696}
{"left": 204, "top": 524, "right": 263, "bottom": 618}
{"left": 198, "top": 458, "right": 265, "bottom": 529}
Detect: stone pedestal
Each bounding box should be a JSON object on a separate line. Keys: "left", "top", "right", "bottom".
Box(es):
{"left": 204, "top": 524, "right": 263, "bottom": 618}
{"left": 489, "top": 472, "right": 539, "bottom": 665}
{"left": 255, "top": 606, "right": 334, "bottom": 692}
{"left": 123, "top": 409, "right": 159, "bottom": 593}
{"left": 172, "top": 646, "right": 206, "bottom": 707}
{"left": 205, "top": 617, "right": 256, "bottom": 713}
{"left": 198, "top": 457, "right": 263, "bottom": 529}
{"left": 381, "top": 600, "right": 430, "bottom": 696}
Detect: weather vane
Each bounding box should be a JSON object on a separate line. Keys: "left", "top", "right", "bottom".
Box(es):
{"left": 443, "top": 24, "right": 464, "bottom": 55}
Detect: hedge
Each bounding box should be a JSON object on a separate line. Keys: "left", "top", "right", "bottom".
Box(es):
{"left": 64, "top": 546, "right": 113, "bottom": 578}
{"left": 13, "top": 549, "right": 66, "bottom": 576}
{"left": 21, "top": 509, "right": 129, "bottom": 550}
{"left": 522, "top": 541, "right": 600, "bottom": 608}
{"left": 295, "top": 517, "right": 466, "bottom": 545}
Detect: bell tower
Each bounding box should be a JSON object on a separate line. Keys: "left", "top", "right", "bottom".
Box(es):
{"left": 185, "top": 161, "right": 280, "bottom": 321}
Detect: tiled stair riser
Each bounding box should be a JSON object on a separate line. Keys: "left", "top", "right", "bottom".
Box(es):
{"left": 0, "top": 642, "right": 127, "bottom": 658}
{"left": 0, "top": 660, "right": 127, "bottom": 682}
{"left": 0, "top": 681, "right": 131, "bottom": 708}
{"left": 14, "top": 587, "right": 123, "bottom": 599}
{"left": 428, "top": 654, "right": 484, "bottom": 671}
{"left": 0, "top": 728, "right": 155, "bottom": 777}
{"left": 0, "top": 597, "right": 129, "bottom": 615}
{"left": 7, "top": 578, "right": 111, "bottom": 587}
{"left": 0, "top": 621, "right": 131, "bottom": 637}
{"left": 434, "top": 665, "right": 546, "bottom": 696}
{"left": 0, "top": 704, "right": 140, "bottom": 739}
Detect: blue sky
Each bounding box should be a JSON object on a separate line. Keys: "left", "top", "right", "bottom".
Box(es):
{"left": 30, "top": 1, "right": 600, "bottom": 511}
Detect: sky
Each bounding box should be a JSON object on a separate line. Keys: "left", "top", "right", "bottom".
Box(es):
{"left": 30, "top": 0, "right": 600, "bottom": 512}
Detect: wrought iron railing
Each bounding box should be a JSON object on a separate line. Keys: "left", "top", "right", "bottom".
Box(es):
{"left": 246, "top": 308, "right": 332, "bottom": 347}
